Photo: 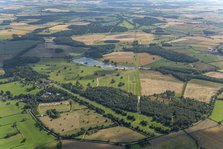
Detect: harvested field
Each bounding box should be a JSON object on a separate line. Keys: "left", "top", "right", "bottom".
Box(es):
{"left": 184, "top": 79, "right": 223, "bottom": 103}
{"left": 140, "top": 70, "right": 184, "bottom": 96}
{"left": 72, "top": 32, "right": 154, "bottom": 45}
{"left": 190, "top": 126, "right": 223, "bottom": 149}
{"left": 103, "top": 52, "right": 135, "bottom": 64}
{"left": 205, "top": 71, "right": 223, "bottom": 79}
{"left": 62, "top": 140, "right": 123, "bottom": 149}
{"left": 40, "top": 109, "right": 113, "bottom": 135}
{"left": 49, "top": 24, "right": 70, "bottom": 32}
{"left": 138, "top": 53, "right": 161, "bottom": 65}
{"left": 84, "top": 126, "right": 145, "bottom": 142}
{"left": 186, "top": 119, "right": 218, "bottom": 133}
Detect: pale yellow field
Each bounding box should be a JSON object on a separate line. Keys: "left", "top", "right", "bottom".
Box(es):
{"left": 140, "top": 70, "right": 184, "bottom": 96}
{"left": 84, "top": 126, "right": 145, "bottom": 142}
{"left": 205, "top": 72, "right": 223, "bottom": 79}
{"left": 190, "top": 126, "right": 223, "bottom": 149}
{"left": 0, "top": 69, "right": 5, "bottom": 76}
{"left": 72, "top": 32, "right": 154, "bottom": 45}
{"left": 103, "top": 52, "right": 135, "bottom": 63}
{"left": 49, "top": 25, "right": 70, "bottom": 32}
{"left": 40, "top": 109, "right": 112, "bottom": 134}
{"left": 184, "top": 79, "right": 223, "bottom": 103}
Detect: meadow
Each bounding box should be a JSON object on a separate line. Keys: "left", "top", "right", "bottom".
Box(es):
{"left": 0, "top": 100, "right": 57, "bottom": 149}
{"left": 210, "top": 100, "right": 223, "bottom": 122}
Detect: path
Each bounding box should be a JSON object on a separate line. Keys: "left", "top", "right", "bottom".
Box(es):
{"left": 137, "top": 96, "right": 141, "bottom": 113}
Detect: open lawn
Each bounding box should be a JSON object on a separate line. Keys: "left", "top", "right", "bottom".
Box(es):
{"left": 210, "top": 100, "right": 223, "bottom": 122}
{"left": 0, "top": 100, "right": 56, "bottom": 149}
{"left": 140, "top": 70, "right": 184, "bottom": 96}
{"left": 83, "top": 126, "right": 145, "bottom": 142}
{"left": 184, "top": 79, "right": 223, "bottom": 103}
{"left": 40, "top": 108, "right": 113, "bottom": 135}
{"left": 0, "top": 81, "right": 41, "bottom": 96}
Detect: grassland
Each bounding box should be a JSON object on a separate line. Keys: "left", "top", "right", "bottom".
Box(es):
{"left": 140, "top": 70, "right": 184, "bottom": 96}
{"left": 0, "top": 100, "right": 56, "bottom": 149}
{"left": 183, "top": 79, "right": 223, "bottom": 103}
{"left": 210, "top": 100, "right": 223, "bottom": 122}
{"left": 0, "top": 81, "right": 42, "bottom": 96}
{"left": 83, "top": 126, "right": 145, "bottom": 142}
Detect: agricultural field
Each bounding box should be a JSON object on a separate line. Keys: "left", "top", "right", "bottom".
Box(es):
{"left": 103, "top": 52, "right": 135, "bottom": 64}
{"left": 140, "top": 70, "right": 184, "bottom": 96}
{"left": 83, "top": 126, "right": 145, "bottom": 142}
{"left": 205, "top": 71, "right": 223, "bottom": 79}
{"left": 210, "top": 100, "right": 223, "bottom": 122}
{"left": 72, "top": 32, "right": 154, "bottom": 45}
{"left": 40, "top": 106, "right": 113, "bottom": 135}
{"left": 0, "top": 100, "right": 57, "bottom": 149}
{"left": 190, "top": 126, "right": 223, "bottom": 149}
{"left": 0, "top": 81, "right": 42, "bottom": 96}
{"left": 183, "top": 79, "right": 223, "bottom": 103}
{"left": 62, "top": 140, "right": 123, "bottom": 149}
{"left": 146, "top": 132, "right": 197, "bottom": 149}
{"left": 138, "top": 53, "right": 161, "bottom": 65}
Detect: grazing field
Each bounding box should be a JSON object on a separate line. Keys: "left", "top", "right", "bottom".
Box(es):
{"left": 205, "top": 71, "right": 223, "bottom": 79}
{"left": 140, "top": 70, "right": 184, "bottom": 96}
{"left": 62, "top": 140, "right": 123, "bottom": 149}
{"left": 184, "top": 79, "right": 223, "bottom": 103}
{"left": 0, "top": 81, "right": 41, "bottom": 96}
{"left": 190, "top": 126, "right": 223, "bottom": 149}
{"left": 72, "top": 32, "right": 154, "bottom": 45}
{"left": 138, "top": 53, "right": 161, "bottom": 65}
{"left": 40, "top": 108, "right": 113, "bottom": 135}
{"left": 0, "top": 100, "right": 56, "bottom": 149}
{"left": 147, "top": 132, "right": 197, "bottom": 149}
{"left": 210, "top": 100, "right": 223, "bottom": 122}
{"left": 103, "top": 52, "right": 135, "bottom": 64}
{"left": 83, "top": 126, "right": 145, "bottom": 142}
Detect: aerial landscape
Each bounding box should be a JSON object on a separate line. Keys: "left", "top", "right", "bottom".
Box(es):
{"left": 0, "top": 0, "right": 223, "bottom": 148}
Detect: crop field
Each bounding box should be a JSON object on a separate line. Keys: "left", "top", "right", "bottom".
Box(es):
{"left": 147, "top": 132, "right": 197, "bottom": 149}
{"left": 103, "top": 52, "right": 135, "bottom": 64}
{"left": 138, "top": 53, "right": 161, "bottom": 65}
{"left": 83, "top": 126, "right": 145, "bottom": 142}
{"left": 190, "top": 126, "right": 223, "bottom": 149}
{"left": 40, "top": 108, "right": 113, "bottom": 135}
{"left": 0, "top": 81, "right": 42, "bottom": 96}
{"left": 72, "top": 32, "right": 154, "bottom": 45}
{"left": 183, "top": 79, "right": 223, "bottom": 103}
{"left": 0, "top": 100, "right": 56, "bottom": 149}
{"left": 140, "top": 70, "right": 184, "bottom": 96}
{"left": 62, "top": 140, "right": 123, "bottom": 149}
{"left": 210, "top": 61, "right": 223, "bottom": 69}
{"left": 205, "top": 71, "right": 223, "bottom": 79}
{"left": 40, "top": 24, "right": 70, "bottom": 35}
{"left": 210, "top": 100, "right": 223, "bottom": 122}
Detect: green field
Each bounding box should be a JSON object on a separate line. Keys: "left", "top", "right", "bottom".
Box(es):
{"left": 0, "top": 100, "right": 57, "bottom": 149}
{"left": 0, "top": 81, "right": 41, "bottom": 96}
{"left": 209, "top": 100, "right": 223, "bottom": 122}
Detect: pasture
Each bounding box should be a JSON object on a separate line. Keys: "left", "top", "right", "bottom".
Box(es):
{"left": 183, "top": 79, "right": 223, "bottom": 103}
{"left": 0, "top": 100, "right": 57, "bottom": 149}
{"left": 83, "top": 126, "right": 145, "bottom": 142}
{"left": 40, "top": 108, "right": 113, "bottom": 135}
{"left": 0, "top": 81, "right": 41, "bottom": 96}
{"left": 210, "top": 100, "right": 223, "bottom": 122}
{"left": 140, "top": 70, "right": 184, "bottom": 96}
